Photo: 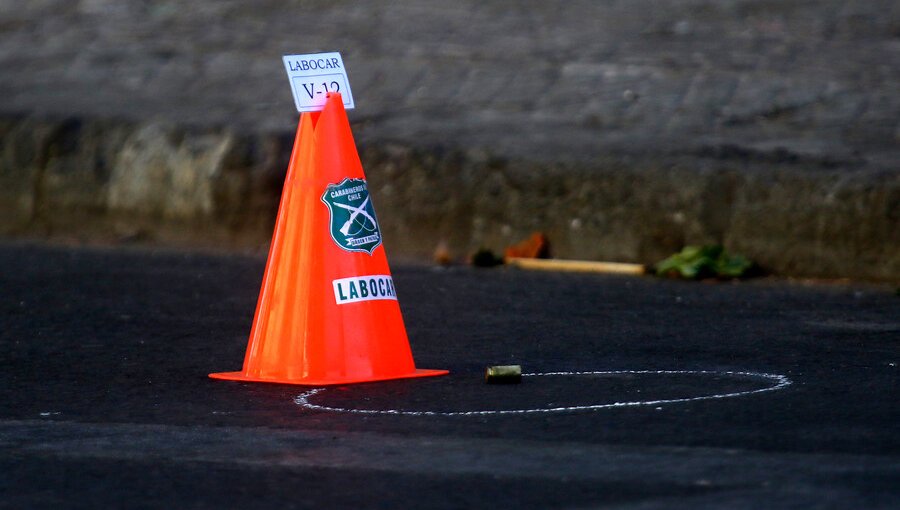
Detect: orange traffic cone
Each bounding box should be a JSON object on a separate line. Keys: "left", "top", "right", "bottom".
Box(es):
{"left": 210, "top": 93, "right": 447, "bottom": 385}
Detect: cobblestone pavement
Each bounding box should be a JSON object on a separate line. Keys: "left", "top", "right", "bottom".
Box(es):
{"left": 0, "top": 1, "right": 897, "bottom": 280}
{"left": 1, "top": 0, "right": 897, "bottom": 166}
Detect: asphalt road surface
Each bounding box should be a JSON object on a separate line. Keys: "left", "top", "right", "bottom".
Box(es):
{"left": 1, "top": 242, "right": 898, "bottom": 509}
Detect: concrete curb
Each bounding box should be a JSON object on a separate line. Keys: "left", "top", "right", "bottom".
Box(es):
{"left": 1, "top": 114, "right": 897, "bottom": 281}
{"left": 1, "top": 1, "right": 897, "bottom": 279}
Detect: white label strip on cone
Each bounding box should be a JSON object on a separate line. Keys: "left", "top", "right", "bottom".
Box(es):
{"left": 333, "top": 275, "right": 397, "bottom": 305}
{"left": 283, "top": 52, "right": 354, "bottom": 112}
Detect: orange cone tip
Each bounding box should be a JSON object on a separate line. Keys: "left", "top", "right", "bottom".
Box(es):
{"left": 210, "top": 93, "right": 447, "bottom": 385}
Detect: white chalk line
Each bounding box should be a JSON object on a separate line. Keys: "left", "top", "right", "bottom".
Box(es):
{"left": 294, "top": 369, "right": 792, "bottom": 416}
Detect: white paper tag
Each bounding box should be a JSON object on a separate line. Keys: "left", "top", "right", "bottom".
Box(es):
{"left": 282, "top": 52, "right": 355, "bottom": 112}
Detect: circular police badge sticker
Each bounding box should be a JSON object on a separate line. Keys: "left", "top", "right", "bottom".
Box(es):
{"left": 321, "top": 178, "right": 382, "bottom": 255}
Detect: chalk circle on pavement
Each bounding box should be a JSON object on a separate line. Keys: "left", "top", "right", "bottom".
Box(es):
{"left": 294, "top": 369, "right": 792, "bottom": 416}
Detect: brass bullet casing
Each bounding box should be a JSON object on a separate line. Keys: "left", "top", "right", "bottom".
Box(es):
{"left": 485, "top": 365, "right": 522, "bottom": 384}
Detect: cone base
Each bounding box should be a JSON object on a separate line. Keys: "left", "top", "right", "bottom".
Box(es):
{"left": 208, "top": 368, "right": 449, "bottom": 386}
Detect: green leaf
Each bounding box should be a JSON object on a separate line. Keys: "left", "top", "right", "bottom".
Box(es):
{"left": 654, "top": 245, "right": 755, "bottom": 280}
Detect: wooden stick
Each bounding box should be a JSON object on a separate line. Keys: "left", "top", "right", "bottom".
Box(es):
{"left": 505, "top": 257, "right": 646, "bottom": 275}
